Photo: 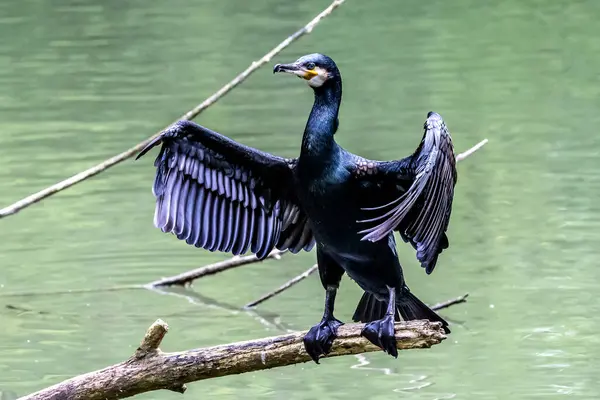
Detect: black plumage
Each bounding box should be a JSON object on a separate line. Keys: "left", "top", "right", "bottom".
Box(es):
{"left": 139, "top": 125, "right": 315, "bottom": 259}
{"left": 137, "top": 53, "right": 458, "bottom": 362}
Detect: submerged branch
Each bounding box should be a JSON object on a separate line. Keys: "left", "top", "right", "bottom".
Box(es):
{"left": 19, "top": 319, "right": 446, "bottom": 400}
{"left": 0, "top": 0, "right": 347, "bottom": 220}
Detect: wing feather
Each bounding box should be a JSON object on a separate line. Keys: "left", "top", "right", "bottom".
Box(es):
{"left": 183, "top": 181, "right": 196, "bottom": 242}
{"left": 357, "top": 112, "right": 457, "bottom": 274}
{"left": 137, "top": 120, "right": 315, "bottom": 259}
{"left": 223, "top": 201, "right": 236, "bottom": 252}
{"left": 175, "top": 177, "right": 190, "bottom": 238}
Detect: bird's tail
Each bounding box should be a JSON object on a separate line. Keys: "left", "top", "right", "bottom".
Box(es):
{"left": 396, "top": 291, "right": 450, "bottom": 333}
{"left": 352, "top": 291, "right": 399, "bottom": 323}
{"left": 352, "top": 291, "right": 450, "bottom": 334}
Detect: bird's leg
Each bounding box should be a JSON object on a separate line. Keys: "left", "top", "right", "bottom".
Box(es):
{"left": 360, "top": 286, "right": 398, "bottom": 358}
{"left": 303, "top": 284, "right": 344, "bottom": 363}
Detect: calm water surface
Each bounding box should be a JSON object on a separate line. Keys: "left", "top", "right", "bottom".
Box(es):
{"left": 1, "top": 0, "right": 600, "bottom": 398}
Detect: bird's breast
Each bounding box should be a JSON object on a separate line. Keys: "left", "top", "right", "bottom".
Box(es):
{"left": 295, "top": 161, "right": 362, "bottom": 244}
{"left": 297, "top": 161, "right": 348, "bottom": 200}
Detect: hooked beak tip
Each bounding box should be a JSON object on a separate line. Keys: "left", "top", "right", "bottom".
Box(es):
{"left": 273, "top": 63, "right": 298, "bottom": 75}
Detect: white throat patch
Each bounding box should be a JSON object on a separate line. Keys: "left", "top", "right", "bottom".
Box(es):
{"left": 307, "top": 67, "right": 328, "bottom": 88}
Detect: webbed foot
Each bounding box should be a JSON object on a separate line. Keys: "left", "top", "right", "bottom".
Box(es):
{"left": 303, "top": 317, "right": 343, "bottom": 363}
{"left": 361, "top": 314, "right": 398, "bottom": 358}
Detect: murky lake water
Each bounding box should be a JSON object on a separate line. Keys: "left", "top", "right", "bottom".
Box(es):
{"left": 1, "top": 0, "right": 600, "bottom": 398}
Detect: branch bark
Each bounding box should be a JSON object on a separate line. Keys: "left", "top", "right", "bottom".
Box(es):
{"left": 147, "top": 250, "right": 286, "bottom": 287}
{"left": 0, "top": 0, "right": 347, "bottom": 220}
{"left": 19, "top": 319, "right": 446, "bottom": 400}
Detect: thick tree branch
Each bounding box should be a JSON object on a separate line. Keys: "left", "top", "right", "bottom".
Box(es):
{"left": 0, "top": 0, "right": 347, "bottom": 219}
{"left": 19, "top": 319, "right": 446, "bottom": 400}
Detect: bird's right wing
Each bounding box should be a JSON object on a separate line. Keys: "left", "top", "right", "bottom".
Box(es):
{"left": 136, "top": 120, "right": 314, "bottom": 259}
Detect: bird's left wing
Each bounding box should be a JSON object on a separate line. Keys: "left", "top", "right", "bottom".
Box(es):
{"left": 352, "top": 112, "right": 457, "bottom": 274}
{"left": 136, "top": 120, "right": 315, "bottom": 259}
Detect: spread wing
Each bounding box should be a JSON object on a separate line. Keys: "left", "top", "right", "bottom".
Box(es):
{"left": 136, "top": 120, "right": 315, "bottom": 259}
{"left": 355, "top": 112, "right": 457, "bottom": 274}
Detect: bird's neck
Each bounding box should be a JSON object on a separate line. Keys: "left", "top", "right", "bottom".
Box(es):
{"left": 301, "top": 79, "right": 342, "bottom": 159}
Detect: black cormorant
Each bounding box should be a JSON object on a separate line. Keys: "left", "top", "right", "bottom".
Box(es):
{"left": 136, "top": 53, "right": 457, "bottom": 362}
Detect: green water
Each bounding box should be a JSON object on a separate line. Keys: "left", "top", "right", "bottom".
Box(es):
{"left": 1, "top": 0, "right": 600, "bottom": 398}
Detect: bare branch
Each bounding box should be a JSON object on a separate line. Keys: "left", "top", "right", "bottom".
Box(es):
{"left": 0, "top": 0, "right": 347, "bottom": 220}
{"left": 245, "top": 264, "right": 318, "bottom": 308}
{"left": 456, "top": 139, "right": 488, "bottom": 162}
{"left": 430, "top": 293, "right": 469, "bottom": 311}
{"left": 19, "top": 319, "right": 446, "bottom": 400}
{"left": 147, "top": 250, "right": 286, "bottom": 287}
{"left": 179, "top": 0, "right": 346, "bottom": 121}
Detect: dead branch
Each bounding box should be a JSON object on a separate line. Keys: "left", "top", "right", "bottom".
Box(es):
{"left": 245, "top": 264, "right": 318, "bottom": 308}
{"left": 18, "top": 318, "right": 445, "bottom": 400}
{"left": 430, "top": 293, "right": 469, "bottom": 311}
{"left": 456, "top": 139, "right": 488, "bottom": 162}
{"left": 147, "top": 250, "right": 286, "bottom": 287}
{"left": 0, "top": 0, "right": 347, "bottom": 220}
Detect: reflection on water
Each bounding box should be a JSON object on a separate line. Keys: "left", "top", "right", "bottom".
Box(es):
{"left": 1, "top": 0, "right": 600, "bottom": 398}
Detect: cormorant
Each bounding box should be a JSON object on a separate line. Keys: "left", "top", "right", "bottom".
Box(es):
{"left": 136, "top": 53, "right": 457, "bottom": 362}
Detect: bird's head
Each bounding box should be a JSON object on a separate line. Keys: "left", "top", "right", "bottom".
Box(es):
{"left": 273, "top": 53, "right": 339, "bottom": 89}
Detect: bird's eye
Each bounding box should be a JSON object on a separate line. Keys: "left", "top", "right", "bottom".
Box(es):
{"left": 306, "top": 62, "right": 316, "bottom": 70}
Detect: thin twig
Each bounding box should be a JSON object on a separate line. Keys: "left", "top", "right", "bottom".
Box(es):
{"left": 0, "top": 0, "right": 347, "bottom": 220}
{"left": 19, "top": 319, "right": 446, "bottom": 400}
{"left": 245, "top": 264, "right": 318, "bottom": 308}
{"left": 456, "top": 139, "right": 488, "bottom": 162}
{"left": 430, "top": 293, "right": 469, "bottom": 311}
{"left": 179, "top": 0, "right": 346, "bottom": 121}
{"left": 147, "top": 250, "right": 286, "bottom": 287}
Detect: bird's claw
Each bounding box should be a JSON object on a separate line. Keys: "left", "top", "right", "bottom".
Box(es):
{"left": 303, "top": 317, "right": 343, "bottom": 364}
{"left": 361, "top": 314, "right": 398, "bottom": 358}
